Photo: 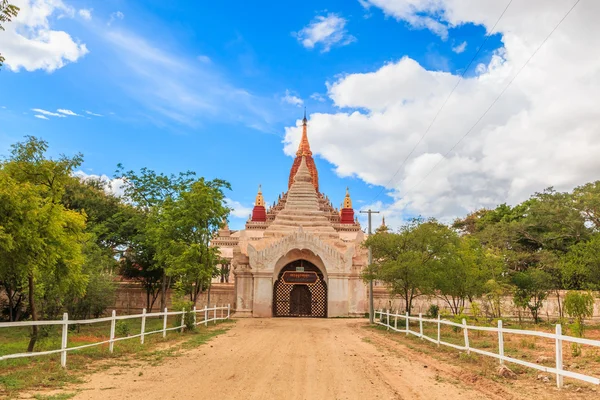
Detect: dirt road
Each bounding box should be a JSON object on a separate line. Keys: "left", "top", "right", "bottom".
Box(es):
{"left": 70, "top": 318, "right": 543, "bottom": 400}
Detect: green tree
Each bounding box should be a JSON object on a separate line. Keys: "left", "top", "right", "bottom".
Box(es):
{"left": 0, "top": 137, "right": 87, "bottom": 350}
{"left": 512, "top": 268, "right": 552, "bottom": 323}
{"left": 572, "top": 181, "right": 600, "bottom": 230}
{"left": 363, "top": 218, "right": 451, "bottom": 314}
{"left": 115, "top": 165, "right": 197, "bottom": 310}
{"left": 433, "top": 236, "right": 488, "bottom": 315}
{"left": 152, "top": 178, "right": 231, "bottom": 304}
{"left": 563, "top": 291, "right": 594, "bottom": 337}
{"left": 0, "top": 1, "right": 19, "bottom": 68}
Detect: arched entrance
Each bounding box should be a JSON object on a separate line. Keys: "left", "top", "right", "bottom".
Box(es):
{"left": 272, "top": 259, "right": 327, "bottom": 317}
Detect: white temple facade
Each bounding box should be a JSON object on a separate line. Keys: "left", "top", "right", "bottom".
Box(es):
{"left": 212, "top": 116, "right": 369, "bottom": 317}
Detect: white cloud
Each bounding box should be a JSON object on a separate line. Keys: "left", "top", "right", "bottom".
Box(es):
{"left": 85, "top": 110, "right": 103, "bottom": 117}
{"left": 57, "top": 109, "right": 80, "bottom": 116}
{"left": 101, "top": 29, "right": 277, "bottom": 130}
{"left": 294, "top": 13, "right": 356, "bottom": 52}
{"left": 78, "top": 8, "right": 92, "bottom": 20}
{"left": 34, "top": 114, "right": 49, "bottom": 120}
{"left": 197, "top": 55, "right": 211, "bottom": 63}
{"left": 225, "top": 198, "right": 252, "bottom": 219}
{"left": 284, "top": 0, "right": 598, "bottom": 225}
{"left": 32, "top": 108, "right": 65, "bottom": 117}
{"left": 282, "top": 90, "right": 303, "bottom": 107}
{"left": 73, "top": 171, "right": 126, "bottom": 197}
{"left": 310, "top": 93, "right": 326, "bottom": 102}
{"left": 108, "top": 11, "right": 124, "bottom": 26}
{"left": 452, "top": 40, "right": 467, "bottom": 53}
{"left": 0, "top": 0, "right": 89, "bottom": 72}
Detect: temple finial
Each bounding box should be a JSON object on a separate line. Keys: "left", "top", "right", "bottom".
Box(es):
{"left": 343, "top": 187, "right": 352, "bottom": 209}
{"left": 303, "top": 107, "right": 307, "bottom": 124}
{"left": 255, "top": 184, "right": 264, "bottom": 206}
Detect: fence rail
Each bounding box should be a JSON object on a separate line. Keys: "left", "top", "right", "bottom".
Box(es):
{"left": 375, "top": 309, "right": 600, "bottom": 388}
{"left": 0, "top": 304, "right": 231, "bottom": 367}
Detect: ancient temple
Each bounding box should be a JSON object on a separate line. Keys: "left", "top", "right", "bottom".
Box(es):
{"left": 212, "top": 113, "right": 368, "bottom": 317}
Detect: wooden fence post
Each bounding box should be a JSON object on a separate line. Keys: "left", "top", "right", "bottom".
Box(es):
{"left": 462, "top": 318, "right": 470, "bottom": 354}
{"left": 227, "top": 304, "right": 230, "bottom": 319}
{"left": 394, "top": 311, "right": 398, "bottom": 331}
{"left": 419, "top": 313, "right": 423, "bottom": 338}
{"left": 556, "top": 324, "right": 563, "bottom": 388}
{"left": 109, "top": 310, "right": 116, "bottom": 353}
{"left": 437, "top": 314, "right": 441, "bottom": 346}
{"left": 386, "top": 309, "right": 390, "bottom": 330}
{"left": 405, "top": 312, "right": 409, "bottom": 335}
{"left": 163, "top": 308, "right": 168, "bottom": 338}
{"left": 204, "top": 305, "right": 208, "bottom": 327}
{"left": 214, "top": 304, "right": 217, "bottom": 324}
{"left": 498, "top": 320, "right": 504, "bottom": 365}
{"left": 193, "top": 306, "right": 197, "bottom": 326}
{"left": 180, "top": 309, "right": 185, "bottom": 333}
{"left": 61, "top": 313, "right": 68, "bottom": 368}
{"left": 140, "top": 308, "right": 147, "bottom": 344}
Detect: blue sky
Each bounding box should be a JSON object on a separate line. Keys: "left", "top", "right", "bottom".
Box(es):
{"left": 0, "top": 0, "right": 550, "bottom": 230}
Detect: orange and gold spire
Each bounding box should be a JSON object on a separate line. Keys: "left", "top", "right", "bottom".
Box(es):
{"left": 340, "top": 187, "right": 355, "bottom": 224}
{"left": 251, "top": 184, "right": 266, "bottom": 222}
{"left": 296, "top": 109, "right": 312, "bottom": 157}
{"left": 255, "top": 184, "right": 265, "bottom": 207}
{"left": 288, "top": 109, "right": 319, "bottom": 192}
{"left": 342, "top": 187, "right": 352, "bottom": 209}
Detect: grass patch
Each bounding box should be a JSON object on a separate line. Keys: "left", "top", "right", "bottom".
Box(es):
{"left": 0, "top": 318, "right": 233, "bottom": 397}
{"left": 34, "top": 393, "right": 77, "bottom": 400}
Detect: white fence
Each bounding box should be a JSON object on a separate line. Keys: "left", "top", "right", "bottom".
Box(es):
{"left": 375, "top": 309, "right": 600, "bottom": 388}
{"left": 0, "top": 304, "right": 230, "bottom": 368}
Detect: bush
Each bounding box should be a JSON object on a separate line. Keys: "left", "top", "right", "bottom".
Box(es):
{"left": 564, "top": 291, "right": 594, "bottom": 337}
{"left": 427, "top": 304, "right": 440, "bottom": 318}
{"left": 115, "top": 320, "right": 130, "bottom": 337}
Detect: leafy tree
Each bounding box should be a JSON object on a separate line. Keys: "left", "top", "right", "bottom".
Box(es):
{"left": 564, "top": 291, "right": 594, "bottom": 337}
{"left": 433, "top": 236, "right": 488, "bottom": 315}
{"left": 363, "top": 218, "right": 452, "bottom": 314}
{"left": 0, "top": 137, "right": 87, "bottom": 350}
{"left": 65, "top": 241, "right": 117, "bottom": 321}
{"left": 115, "top": 164, "right": 197, "bottom": 310}
{"left": 572, "top": 181, "right": 600, "bottom": 230}
{"left": 0, "top": 1, "right": 19, "bottom": 68}
{"left": 512, "top": 268, "right": 552, "bottom": 323}
{"left": 151, "top": 178, "right": 231, "bottom": 304}
{"left": 562, "top": 234, "right": 600, "bottom": 290}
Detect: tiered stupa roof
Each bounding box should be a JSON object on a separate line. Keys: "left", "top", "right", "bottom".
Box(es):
{"left": 288, "top": 110, "right": 319, "bottom": 192}
{"left": 264, "top": 156, "right": 338, "bottom": 238}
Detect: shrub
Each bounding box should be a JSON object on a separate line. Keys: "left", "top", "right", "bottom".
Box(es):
{"left": 564, "top": 291, "right": 594, "bottom": 337}
{"left": 427, "top": 304, "right": 440, "bottom": 318}
{"left": 115, "top": 320, "right": 130, "bottom": 337}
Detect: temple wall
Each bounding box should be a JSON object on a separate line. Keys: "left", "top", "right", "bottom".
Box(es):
{"left": 111, "top": 283, "right": 235, "bottom": 314}
{"left": 328, "top": 276, "right": 349, "bottom": 317}
{"left": 252, "top": 274, "right": 274, "bottom": 317}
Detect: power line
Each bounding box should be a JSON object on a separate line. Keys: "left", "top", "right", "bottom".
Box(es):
{"left": 399, "top": 0, "right": 581, "bottom": 200}
{"left": 371, "top": 0, "right": 514, "bottom": 203}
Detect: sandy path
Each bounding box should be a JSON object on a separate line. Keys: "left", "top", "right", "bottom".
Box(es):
{"left": 72, "top": 318, "right": 516, "bottom": 400}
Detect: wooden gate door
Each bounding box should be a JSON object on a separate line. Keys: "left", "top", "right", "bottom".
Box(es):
{"left": 273, "top": 260, "right": 327, "bottom": 318}
{"left": 290, "top": 285, "right": 311, "bottom": 315}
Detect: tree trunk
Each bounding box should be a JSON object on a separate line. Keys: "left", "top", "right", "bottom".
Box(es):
{"left": 159, "top": 271, "right": 167, "bottom": 311}
{"left": 26, "top": 274, "right": 38, "bottom": 352}
{"left": 7, "top": 287, "right": 14, "bottom": 322}
{"left": 146, "top": 289, "right": 151, "bottom": 313}
{"left": 207, "top": 282, "right": 212, "bottom": 306}
{"left": 555, "top": 290, "right": 563, "bottom": 319}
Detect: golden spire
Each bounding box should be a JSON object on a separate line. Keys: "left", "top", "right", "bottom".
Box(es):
{"left": 296, "top": 108, "right": 312, "bottom": 157}
{"left": 381, "top": 215, "right": 386, "bottom": 227}
{"left": 255, "top": 184, "right": 265, "bottom": 207}
{"left": 342, "top": 186, "right": 353, "bottom": 209}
